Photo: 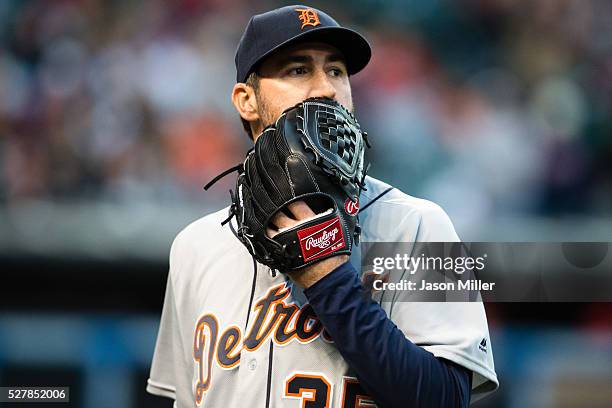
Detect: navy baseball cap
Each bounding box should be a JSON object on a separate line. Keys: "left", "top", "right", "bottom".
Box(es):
{"left": 235, "top": 5, "right": 371, "bottom": 83}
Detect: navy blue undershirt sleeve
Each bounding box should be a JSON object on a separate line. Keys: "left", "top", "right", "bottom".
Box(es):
{"left": 303, "top": 261, "right": 472, "bottom": 408}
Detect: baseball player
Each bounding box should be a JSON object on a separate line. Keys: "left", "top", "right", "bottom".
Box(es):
{"left": 147, "top": 5, "right": 499, "bottom": 407}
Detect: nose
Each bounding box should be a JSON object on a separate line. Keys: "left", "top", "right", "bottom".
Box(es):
{"left": 308, "top": 69, "right": 336, "bottom": 100}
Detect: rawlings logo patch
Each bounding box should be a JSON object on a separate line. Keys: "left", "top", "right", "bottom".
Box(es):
{"left": 345, "top": 197, "right": 359, "bottom": 216}
{"left": 297, "top": 216, "right": 345, "bottom": 262}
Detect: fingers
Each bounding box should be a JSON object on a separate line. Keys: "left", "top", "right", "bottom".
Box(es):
{"left": 267, "top": 200, "right": 318, "bottom": 238}
{"left": 270, "top": 211, "right": 294, "bottom": 230}
{"left": 287, "top": 201, "right": 316, "bottom": 219}
{"left": 267, "top": 212, "right": 291, "bottom": 238}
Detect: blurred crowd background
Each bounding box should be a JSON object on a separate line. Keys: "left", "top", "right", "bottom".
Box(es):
{"left": 2, "top": 0, "right": 611, "bottom": 225}
{"left": 0, "top": 0, "right": 611, "bottom": 407}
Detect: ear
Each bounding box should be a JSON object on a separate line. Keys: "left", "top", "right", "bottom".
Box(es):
{"left": 232, "top": 83, "right": 260, "bottom": 123}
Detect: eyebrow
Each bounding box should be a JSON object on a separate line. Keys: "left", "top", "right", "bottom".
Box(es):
{"left": 275, "top": 53, "right": 346, "bottom": 68}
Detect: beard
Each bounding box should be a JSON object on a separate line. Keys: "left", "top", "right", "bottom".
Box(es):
{"left": 255, "top": 93, "right": 277, "bottom": 131}
{"left": 254, "top": 95, "right": 356, "bottom": 134}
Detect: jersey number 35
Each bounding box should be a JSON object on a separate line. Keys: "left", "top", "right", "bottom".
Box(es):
{"left": 284, "top": 374, "right": 377, "bottom": 408}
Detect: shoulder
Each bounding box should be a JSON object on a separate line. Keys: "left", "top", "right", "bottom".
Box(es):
{"left": 360, "top": 176, "right": 459, "bottom": 242}
{"left": 169, "top": 206, "right": 247, "bottom": 275}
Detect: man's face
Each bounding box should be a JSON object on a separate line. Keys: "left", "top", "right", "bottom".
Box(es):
{"left": 251, "top": 42, "right": 353, "bottom": 140}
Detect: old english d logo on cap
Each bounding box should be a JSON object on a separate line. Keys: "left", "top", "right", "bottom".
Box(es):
{"left": 295, "top": 7, "right": 321, "bottom": 29}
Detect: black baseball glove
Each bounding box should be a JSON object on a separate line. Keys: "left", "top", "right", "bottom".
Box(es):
{"left": 207, "top": 97, "right": 370, "bottom": 272}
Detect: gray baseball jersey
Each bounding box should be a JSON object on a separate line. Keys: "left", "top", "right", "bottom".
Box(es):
{"left": 147, "top": 175, "right": 499, "bottom": 407}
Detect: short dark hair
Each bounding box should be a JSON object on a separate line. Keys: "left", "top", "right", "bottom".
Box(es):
{"left": 241, "top": 71, "right": 260, "bottom": 140}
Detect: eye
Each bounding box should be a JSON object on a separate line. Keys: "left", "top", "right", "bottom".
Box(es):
{"left": 288, "top": 66, "right": 308, "bottom": 76}
{"left": 328, "top": 67, "right": 345, "bottom": 77}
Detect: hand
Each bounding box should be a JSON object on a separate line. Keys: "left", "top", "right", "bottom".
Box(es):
{"left": 267, "top": 201, "right": 349, "bottom": 288}
{"left": 266, "top": 201, "right": 316, "bottom": 238}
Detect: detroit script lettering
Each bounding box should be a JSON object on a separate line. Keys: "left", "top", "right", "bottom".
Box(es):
{"left": 193, "top": 283, "right": 330, "bottom": 404}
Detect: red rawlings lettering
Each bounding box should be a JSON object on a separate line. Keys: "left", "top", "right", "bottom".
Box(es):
{"left": 297, "top": 216, "right": 345, "bottom": 262}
